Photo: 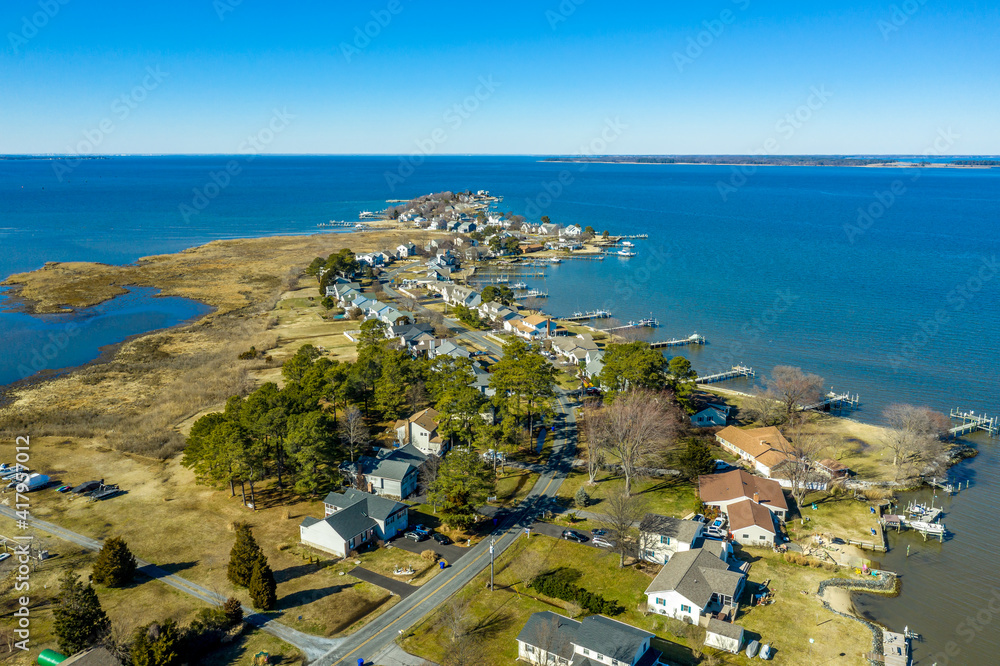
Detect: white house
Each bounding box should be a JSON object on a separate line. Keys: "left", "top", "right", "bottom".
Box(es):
{"left": 705, "top": 618, "right": 745, "bottom": 654}
{"left": 715, "top": 425, "right": 795, "bottom": 478}
{"left": 515, "top": 612, "right": 659, "bottom": 666}
{"left": 395, "top": 242, "right": 417, "bottom": 259}
{"left": 698, "top": 469, "right": 789, "bottom": 521}
{"left": 561, "top": 224, "right": 583, "bottom": 237}
{"left": 727, "top": 498, "right": 778, "bottom": 547}
{"left": 299, "top": 489, "right": 408, "bottom": 557}
{"left": 394, "top": 408, "right": 447, "bottom": 456}
{"left": 644, "top": 542, "right": 746, "bottom": 625}
{"left": 690, "top": 404, "right": 732, "bottom": 428}
{"left": 440, "top": 284, "right": 481, "bottom": 309}
{"left": 639, "top": 513, "right": 704, "bottom": 565}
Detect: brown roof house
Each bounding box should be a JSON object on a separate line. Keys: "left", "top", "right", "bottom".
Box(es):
{"left": 699, "top": 469, "right": 788, "bottom": 521}
{"left": 726, "top": 498, "right": 778, "bottom": 546}
{"left": 394, "top": 408, "right": 448, "bottom": 456}
{"left": 715, "top": 425, "right": 796, "bottom": 478}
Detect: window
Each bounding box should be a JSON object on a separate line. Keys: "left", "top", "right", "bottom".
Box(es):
{"left": 525, "top": 645, "right": 533, "bottom": 653}
{"left": 681, "top": 604, "right": 692, "bottom": 613}
{"left": 655, "top": 597, "right": 665, "bottom": 606}
{"left": 760, "top": 535, "right": 767, "bottom": 540}
{"left": 660, "top": 535, "right": 671, "bottom": 545}
{"left": 742, "top": 534, "right": 750, "bottom": 539}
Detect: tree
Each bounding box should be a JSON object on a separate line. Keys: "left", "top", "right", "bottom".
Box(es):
{"left": 597, "top": 489, "right": 646, "bottom": 567}
{"left": 766, "top": 365, "right": 824, "bottom": 417}
{"left": 285, "top": 411, "right": 339, "bottom": 497}
{"left": 881, "top": 404, "right": 949, "bottom": 481}
{"left": 227, "top": 523, "right": 263, "bottom": 587}
{"left": 540, "top": 215, "right": 551, "bottom": 225}
{"left": 601, "top": 230, "right": 609, "bottom": 238}
{"left": 249, "top": 556, "right": 278, "bottom": 610}
{"left": 222, "top": 597, "right": 244, "bottom": 626}
{"left": 592, "top": 389, "right": 681, "bottom": 494}
{"left": 598, "top": 342, "right": 668, "bottom": 396}
{"left": 339, "top": 405, "right": 370, "bottom": 462}
{"left": 508, "top": 548, "right": 546, "bottom": 591}
{"left": 741, "top": 389, "right": 786, "bottom": 426}
{"left": 480, "top": 284, "right": 515, "bottom": 306}
{"left": 130, "top": 620, "right": 183, "bottom": 666}
{"left": 489, "top": 338, "right": 557, "bottom": 444}
{"left": 677, "top": 438, "right": 715, "bottom": 481}
{"left": 92, "top": 537, "right": 138, "bottom": 588}
{"left": 282, "top": 344, "right": 321, "bottom": 382}
{"left": 574, "top": 486, "right": 590, "bottom": 509}
{"left": 428, "top": 448, "right": 496, "bottom": 529}
{"left": 776, "top": 417, "right": 826, "bottom": 505}
{"left": 436, "top": 379, "right": 486, "bottom": 446}
{"left": 375, "top": 348, "right": 415, "bottom": 420}
{"left": 582, "top": 405, "right": 606, "bottom": 485}
{"left": 53, "top": 571, "right": 110, "bottom": 655}
{"left": 667, "top": 356, "right": 698, "bottom": 410}
{"left": 584, "top": 225, "right": 595, "bottom": 235}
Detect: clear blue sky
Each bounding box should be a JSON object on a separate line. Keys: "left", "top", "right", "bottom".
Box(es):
{"left": 2, "top": 0, "right": 998, "bottom": 154}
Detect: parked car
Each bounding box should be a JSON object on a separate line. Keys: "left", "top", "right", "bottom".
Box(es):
{"left": 562, "top": 530, "right": 588, "bottom": 543}
{"left": 713, "top": 459, "right": 733, "bottom": 471}
{"left": 404, "top": 531, "right": 427, "bottom": 542}
{"left": 413, "top": 524, "right": 431, "bottom": 536}
{"left": 692, "top": 514, "right": 706, "bottom": 523}
{"left": 705, "top": 527, "right": 726, "bottom": 540}
{"left": 711, "top": 517, "right": 727, "bottom": 530}
{"left": 592, "top": 537, "right": 615, "bottom": 548}
{"left": 590, "top": 528, "right": 608, "bottom": 537}
{"left": 432, "top": 533, "right": 451, "bottom": 545}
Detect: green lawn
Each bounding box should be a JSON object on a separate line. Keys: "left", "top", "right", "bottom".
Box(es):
{"left": 785, "top": 491, "right": 883, "bottom": 544}
{"left": 493, "top": 469, "right": 540, "bottom": 506}
{"left": 558, "top": 469, "right": 700, "bottom": 519}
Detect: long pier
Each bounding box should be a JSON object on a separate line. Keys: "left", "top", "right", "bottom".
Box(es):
{"left": 801, "top": 391, "right": 860, "bottom": 412}
{"left": 601, "top": 318, "right": 659, "bottom": 333}
{"left": 650, "top": 334, "right": 705, "bottom": 349}
{"left": 948, "top": 409, "right": 999, "bottom": 437}
{"left": 562, "top": 310, "right": 612, "bottom": 322}
{"left": 696, "top": 365, "right": 755, "bottom": 385}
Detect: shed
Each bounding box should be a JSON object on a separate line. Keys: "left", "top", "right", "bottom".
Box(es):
{"left": 704, "top": 618, "right": 744, "bottom": 654}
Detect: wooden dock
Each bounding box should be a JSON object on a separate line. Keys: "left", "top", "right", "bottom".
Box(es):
{"left": 696, "top": 365, "right": 755, "bottom": 385}
{"left": 650, "top": 334, "right": 706, "bottom": 349}
{"left": 562, "top": 310, "right": 612, "bottom": 322}
{"left": 601, "top": 318, "right": 659, "bottom": 333}
{"left": 876, "top": 629, "right": 910, "bottom": 666}
{"left": 948, "top": 409, "right": 999, "bottom": 437}
{"left": 801, "top": 390, "right": 860, "bottom": 412}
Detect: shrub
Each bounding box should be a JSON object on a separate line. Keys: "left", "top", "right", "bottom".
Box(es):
{"left": 420, "top": 549, "right": 439, "bottom": 562}
{"left": 574, "top": 486, "right": 590, "bottom": 509}
{"left": 532, "top": 569, "right": 624, "bottom": 616}
{"left": 222, "top": 597, "right": 243, "bottom": 626}
{"left": 92, "top": 537, "right": 137, "bottom": 588}
{"left": 249, "top": 557, "right": 277, "bottom": 611}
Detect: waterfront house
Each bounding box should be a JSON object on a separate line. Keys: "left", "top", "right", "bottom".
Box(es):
{"left": 690, "top": 404, "right": 732, "bottom": 428}
{"left": 561, "top": 224, "right": 583, "bottom": 237}
{"left": 815, "top": 458, "right": 851, "bottom": 479}
{"left": 705, "top": 619, "right": 745, "bottom": 654}
{"left": 520, "top": 243, "right": 545, "bottom": 253}
{"left": 339, "top": 444, "right": 427, "bottom": 500}
{"left": 698, "top": 469, "right": 788, "bottom": 521}
{"left": 516, "top": 612, "right": 660, "bottom": 666}
{"left": 639, "top": 513, "right": 704, "bottom": 564}
{"left": 726, "top": 498, "right": 778, "bottom": 546}
{"left": 715, "top": 425, "right": 796, "bottom": 477}
{"left": 300, "top": 489, "right": 408, "bottom": 557}
{"left": 395, "top": 408, "right": 447, "bottom": 456}
{"left": 441, "top": 284, "right": 481, "bottom": 309}
{"left": 538, "top": 223, "right": 561, "bottom": 236}
{"left": 644, "top": 541, "right": 746, "bottom": 625}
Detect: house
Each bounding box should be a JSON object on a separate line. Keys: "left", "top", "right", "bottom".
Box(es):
{"left": 300, "top": 489, "right": 409, "bottom": 557}
{"left": 538, "top": 223, "right": 561, "bottom": 236}
{"left": 395, "top": 408, "right": 447, "bottom": 456}
{"left": 340, "top": 444, "right": 427, "bottom": 500}
{"left": 561, "top": 224, "right": 583, "bottom": 237}
{"left": 520, "top": 243, "right": 545, "bottom": 253}
{"left": 715, "top": 425, "right": 796, "bottom": 477}
{"left": 395, "top": 242, "right": 417, "bottom": 259}
{"left": 584, "top": 351, "right": 605, "bottom": 379}
{"left": 520, "top": 314, "right": 556, "bottom": 338}
{"left": 456, "top": 221, "right": 476, "bottom": 234}
{"left": 387, "top": 323, "right": 436, "bottom": 352}
{"left": 726, "top": 498, "right": 778, "bottom": 546}
{"left": 429, "top": 339, "right": 471, "bottom": 360}
{"left": 516, "top": 611, "right": 660, "bottom": 666}
{"left": 639, "top": 513, "right": 704, "bottom": 564}
{"left": 815, "top": 458, "right": 851, "bottom": 479}
{"left": 698, "top": 469, "right": 788, "bottom": 520}
{"left": 705, "top": 618, "right": 745, "bottom": 654}
{"left": 690, "top": 404, "right": 732, "bottom": 428}
{"left": 644, "top": 542, "right": 746, "bottom": 625}
{"left": 440, "top": 284, "right": 481, "bottom": 309}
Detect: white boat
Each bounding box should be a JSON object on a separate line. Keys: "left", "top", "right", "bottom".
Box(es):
{"left": 909, "top": 520, "right": 945, "bottom": 535}
{"left": 511, "top": 281, "right": 527, "bottom": 289}
{"left": 616, "top": 249, "right": 636, "bottom": 257}
{"left": 621, "top": 241, "right": 634, "bottom": 247}
{"left": 759, "top": 644, "right": 772, "bottom": 660}
{"left": 548, "top": 257, "right": 562, "bottom": 263}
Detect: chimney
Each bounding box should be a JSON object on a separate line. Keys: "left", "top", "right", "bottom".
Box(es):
{"left": 753, "top": 492, "right": 760, "bottom": 504}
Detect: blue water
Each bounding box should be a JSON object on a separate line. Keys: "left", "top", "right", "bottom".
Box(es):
{"left": 2, "top": 155, "right": 999, "bottom": 660}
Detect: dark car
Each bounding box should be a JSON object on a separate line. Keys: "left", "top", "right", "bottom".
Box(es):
{"left": 562, "top": 530, "right": 588, "bottom": 543}
{"left": 404, "top": 531, "right": 427, "bottom": 542}
{"left": 432, "top": 533, "right": 451, "bottom": 545}
{"left": 591, "top": 528, "right": 608, "bottom": 537}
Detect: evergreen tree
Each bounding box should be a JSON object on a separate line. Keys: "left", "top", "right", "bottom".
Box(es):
{"left": 130, "top": 620, "right": 183, "bottom": 666}
{"left": 677, "top": 438, "right": 716, "bottom": 481}
{"left": 92, "top": 536, "right": 138, "bottom": 588}
{"left": 248, "top": 556, "right": 278, "bottom": 610}
{"left": 428, "top": 448, "right": 496, "bottom": 530}
{"left": 227, "top": 523, "right": 263, "bottom": 587}
{"left": 374, "top": 349, "right": 413, "bottom": 420}
{"left": 597, "top": 342, "right": 668, "bottom": 397}
{"left": 222, "top": 596, "right": 244, "bottom": 626}
{"left": 53, "top": 571, "right": 110, "bottom": 655}
{"left": 574, "top": 486, "right": 590, "bottom": 509}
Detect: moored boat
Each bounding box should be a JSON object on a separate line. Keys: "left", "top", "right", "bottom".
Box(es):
{"left": 746, "top": 640, "right": 760, "bottom": 658}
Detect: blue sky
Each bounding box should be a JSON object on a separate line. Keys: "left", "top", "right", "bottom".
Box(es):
{"left": 1, "top": 0, "right": 998, "bottom": 154}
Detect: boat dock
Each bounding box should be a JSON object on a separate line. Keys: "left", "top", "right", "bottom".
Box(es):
{"left": 650, "top": 334, "right": 706, "bottom": 349}
{"left": 562, "top": 310, "right": 612, "bottom": 322}
{"left": 516, "top": 289, "right": 548, "bottom": 299}
{"left": 696, "top": 365, "right": 755, "bottom": 385}
{"left": 801, "top": 390, "right": 860, "bottom": 412}
{"left": 601, "top": 318, "right": 659, "bottom": 332}
{"left": 318, "top": 220, "right": 361, "bottom": 227}
{"left": 948, "top": 409, "right": 999, "bottom": 437}
{"left": 878, "top": 629, "right": 910, "bottom": 666}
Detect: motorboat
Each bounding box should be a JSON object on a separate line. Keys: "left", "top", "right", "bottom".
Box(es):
{"left": 746, "top": 640, "right": 760, "bottom": 658}
{"left": 759, "top": 643, "right": 771, "bottom": 659}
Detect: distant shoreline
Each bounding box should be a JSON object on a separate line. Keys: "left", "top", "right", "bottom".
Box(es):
{"left": 540, "top": 159, "right": 998, "bottom": 169}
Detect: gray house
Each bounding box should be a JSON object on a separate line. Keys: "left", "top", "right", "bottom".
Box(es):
{"left": 516, "top": 612, "right": 660, "bottom": 666}
{"left": 300, "top": 489, "right": 408, "bottom": 557}
{"left": 340, "top": 444, "right": 427, "bottom": 500}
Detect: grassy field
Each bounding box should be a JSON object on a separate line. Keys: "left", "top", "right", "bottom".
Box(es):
{"left": 785, "top": 491, "right": 883, "bottom": 544}
{"left": 402, "top": 534, "right": 871, "bottom": 666}
{"left": 557, "top": 468, "right": 700, "bottom": 519}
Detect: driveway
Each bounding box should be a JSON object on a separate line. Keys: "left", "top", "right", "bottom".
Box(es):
{"left": 349, "top": 567, "right": 418, "bottom": 599}
{"left": 387, "top": 535, "right": 466, "bottom": 564}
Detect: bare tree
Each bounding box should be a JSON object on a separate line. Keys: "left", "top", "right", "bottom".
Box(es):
{"left": 340, "top": 405, "right": 369, "bottom": 462}
{"left": 766, "top": 366, "right": 824, "bottom": 417}
{"left": 441, "top": 595, "right": 473, "bottom": 643}
{"left": 776, "top": 416, "right": 826, "bottom": 505}
{"left": 882, "top": 404, "right": 950, "bottom": 481}
{"left": 592, "top": 389, "right": 681, "bottom": 495}
{"left": 527, "top": 615, "right": 572, "bottom": 664}
{"left": 582, "top": 406, "right": 606, "bottom": 485}
{"left": 443, "top": 636, "right": 487, "bottom": 666}
{"left": 741, "top": 389, "right": 786, "bottom": 426}
{"left": 419, "top": 454, "right": 440, "bottom": 499}
{"left": 508, "top": 549, "right": 546, "bottom": 592}
{"left": 598, "top": 489, "right": 647, "bottom": 568}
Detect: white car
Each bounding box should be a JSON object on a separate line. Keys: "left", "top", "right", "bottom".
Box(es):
{"left": 592, "top": 537, "right": 615, "bottom": 548}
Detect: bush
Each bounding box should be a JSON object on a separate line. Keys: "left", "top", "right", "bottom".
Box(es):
{"left": 532, "top": 569, "right": 624, "bottom": 616}
{"left": 222, "top": 597, "right": 243, "bottom": 626}
{"left": 92, "top": 537, "right": 138, "bottom": 588}
{"left": 574, "top": 486, "right": 590, "bottom": 509}
{"left": 420, "top": 549, "right": 439, "bottom": 562}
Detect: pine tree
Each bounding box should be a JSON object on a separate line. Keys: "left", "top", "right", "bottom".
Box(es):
{"left": 53, "top": 571, "right": 110, "bottom": 655}
{"left": 92, "top": 536, "right": 138, "bottom": 587}
{"left": 248, "top": 556, "right": 277, "bottom": 611}
{"left": 574, "top": 486, "right": 590, "bottom": 509}
{"left": 131, "top": 620, "right": 183, "bottom": 666}
{"left": 227, "top": 523, "right": 263, "bottom": 587}
{"left": 222, "top": 596, "right": 244, "bottom": 626}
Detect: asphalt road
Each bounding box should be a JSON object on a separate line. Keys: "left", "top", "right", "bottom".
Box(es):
{"left": 0, "top": 504, "right": 342, "bottom": 662}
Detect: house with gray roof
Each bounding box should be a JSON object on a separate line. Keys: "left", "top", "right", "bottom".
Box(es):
{"left": 644, "top": 542, "right": 746, "bottom": 625}
{"left": 299, "top": 489, "right": 408, "bottom": 557}
{"left": 516, "top": 611, "right": 660, "bottom": 666}
{"left": 638, "top": 513, "right": 705, "bottom": 565}
{"left": 339, "top": 444, "right": 427, "bottom": 500}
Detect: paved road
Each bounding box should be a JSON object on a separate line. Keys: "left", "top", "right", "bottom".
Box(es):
{"left": 349, "top": 567, "right": 418, "bottom": 599}
{"left": 0, "top": 505, "right": 342, "bottom": 662}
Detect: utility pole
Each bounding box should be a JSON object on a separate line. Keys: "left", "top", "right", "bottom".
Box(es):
{"left": 489, "top": 537, "right": 495, "bottom": 590}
